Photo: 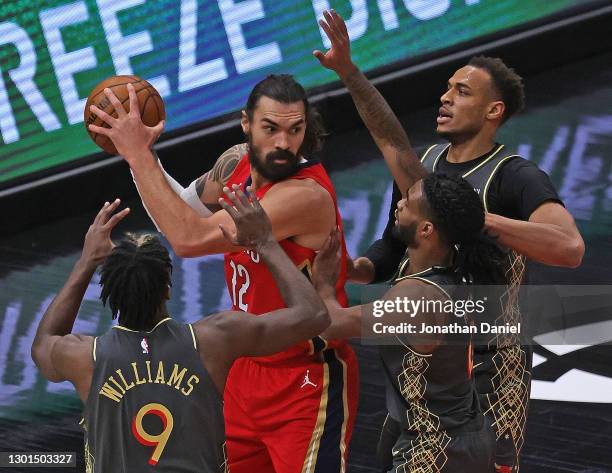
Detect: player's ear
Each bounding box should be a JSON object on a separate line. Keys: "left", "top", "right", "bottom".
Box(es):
{"left": 487, "top": 100, "right": 505, "bottom": 122}
{"left": 241, "top": 110, "right": 250, "bottom": 134}
{"left": 421, "top": 220, "right": 434, "bottom": 239}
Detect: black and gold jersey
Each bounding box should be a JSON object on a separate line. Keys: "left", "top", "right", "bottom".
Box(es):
{"left": 380, "top": 263, "right": 479, "bottom": 434}
{"left": 83, "top": 318, "right": 226, "bottom": 473}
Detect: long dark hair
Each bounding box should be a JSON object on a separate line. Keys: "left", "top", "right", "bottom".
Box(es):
{"left": 99, "top": 234, "right": 172, "bottom": 330}
{"left": 422, "top": 173, "right": 508, "bottom": 284}
{"left": 245, "top": 74, "right": 325, "bottom": 156}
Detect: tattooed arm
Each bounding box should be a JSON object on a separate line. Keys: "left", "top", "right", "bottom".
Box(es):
{"left": 132, "top": 144, "right": 244, "bottom": 231}
{"left": 314, "top": 10, "right": 426, "bottom": 195}
{"left": 195, "top": 143, "right": 248, "bottom": 213}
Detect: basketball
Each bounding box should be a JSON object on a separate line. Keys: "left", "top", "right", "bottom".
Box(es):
{"left": 84, "top": 75, "right": 165, "bottom": 155}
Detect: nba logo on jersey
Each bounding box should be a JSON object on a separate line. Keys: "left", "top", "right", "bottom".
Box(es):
{"left": 141, "top": 338, "right": 149, "bottom": 354}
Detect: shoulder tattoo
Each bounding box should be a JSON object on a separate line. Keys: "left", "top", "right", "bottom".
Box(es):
{"left": 210, "top": 143, "right": 247, "bottom": 186}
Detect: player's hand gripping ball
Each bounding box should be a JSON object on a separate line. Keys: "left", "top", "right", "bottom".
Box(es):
{"left": 84, "top": 75, "right": 165, "bottom": 155}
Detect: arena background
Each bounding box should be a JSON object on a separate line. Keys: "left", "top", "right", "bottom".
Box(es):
{"left": 1, "top": 1, "right": 612, "bottom": 471}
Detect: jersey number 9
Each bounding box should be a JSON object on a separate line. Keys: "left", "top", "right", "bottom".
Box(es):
{"left": 132, "top": 403, "right": 174, "bottom": 466}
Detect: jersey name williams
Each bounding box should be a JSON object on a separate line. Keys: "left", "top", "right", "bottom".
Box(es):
{"left": 99, "top": 360, "right": 200, "bottom": 404}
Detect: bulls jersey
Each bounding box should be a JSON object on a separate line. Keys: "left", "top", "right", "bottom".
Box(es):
{"left": 381, "top": 260, "right": 479, "bottom": 434}
{"left": 421, "top": 143, "right": 535, "bottom": 470}
{"left": 83, "top": 318, "right": 226, "bottom": 473}
{"left": 223, "top": 154, "right": 348, "bottom": 361}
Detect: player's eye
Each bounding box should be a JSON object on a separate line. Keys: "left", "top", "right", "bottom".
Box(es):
{"left": 291, "top": 127, "right": 302, "bottom": 134}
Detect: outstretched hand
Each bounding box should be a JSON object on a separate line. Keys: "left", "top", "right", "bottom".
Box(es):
{"left": 218, "top": 185, "right": 274, "bottom": 250}
{"left": 313, "top": 9, "right": 356, "bottom": 78}
{"left": 87, "top": 83, "right": 164, "bottom": 162}
{"left": 82, "top": 199, "right": 130, "bottom": 266}
{"left": 312, "top": 228, "right": 342, "bottom": 294}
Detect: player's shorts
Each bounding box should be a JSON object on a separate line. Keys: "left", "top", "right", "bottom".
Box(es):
{"left": 224, "top": 344, "right": 359, "bottom": 473}
{"left": 377, "top": 414, "right": 401, "bottom": 472}
{"left": 474, "top": 344, "right": 533, "bottom": 472}
{"left": 387, "top": 415, "right": 494, "bottom": 473}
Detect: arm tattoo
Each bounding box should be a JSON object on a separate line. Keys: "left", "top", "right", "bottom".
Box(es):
{"left": 195, "top": 144, "right": 246, "bottom": 209}
{"left": 343, "top": 70, "right": 426, "bottom": 183}
{"left": 210, "top": 143, "right": 245, "bottom": 185}
{"left": 195, "top": 172, "right": 209, "bottom": 198}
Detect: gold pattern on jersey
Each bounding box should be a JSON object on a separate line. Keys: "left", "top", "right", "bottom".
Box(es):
{"left": 483, "top": 250, "right": 529, "bottom": 471}
{"left": 420, "top": 144, "right": 530, "bottom": 470}
{"left": 391, "top": 261, "right": 455, "bottom": 471}
{"left": 81, "top": 420, "right": 95, "bottom": 473}
{"left": 395, "top": 350, "right": 451, "bottom": 472}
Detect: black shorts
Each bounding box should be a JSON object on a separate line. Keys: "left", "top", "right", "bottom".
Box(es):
{"left": 385, "top": 415, "right": 494, "bottom": 473}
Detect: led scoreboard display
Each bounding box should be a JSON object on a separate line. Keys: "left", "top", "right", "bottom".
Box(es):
{"left": 0, "top": 0, "right": 592, "bottom": 187}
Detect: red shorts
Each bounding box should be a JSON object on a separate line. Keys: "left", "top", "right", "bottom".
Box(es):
{"left": 223, "top": 345, "right": 359, "bottom": 473}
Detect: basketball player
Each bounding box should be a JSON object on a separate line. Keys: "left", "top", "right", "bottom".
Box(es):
{"left": 31, "top": 188, "right": 331, "bottom": 473}
{"left": 315, "top": 10, "right": 585, "bottom": 472}
{"left": 87, "top": 76, "right": 358, "bottom": 472}
{"left": 312, "top": 173, "right": 508, "bottom": 472}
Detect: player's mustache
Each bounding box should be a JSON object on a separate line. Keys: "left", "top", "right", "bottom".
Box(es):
{"left": 266, "top": 149, "right": 297, "bottom": 163}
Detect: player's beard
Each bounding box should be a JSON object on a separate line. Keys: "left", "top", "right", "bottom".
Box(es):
{"left": 393, "top": 221, "right": 418, "bottom": 248}
{"left": 247, "top": 134, "right": 301, "bottom": 182}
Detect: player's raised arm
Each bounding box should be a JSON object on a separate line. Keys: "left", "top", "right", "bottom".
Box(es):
{"left": 90, "top": 84, "right": 334, "bottom": 256}
{"left": 87, "top": 85, "right": 251, "bottom": 254}
{"left": 194, "top": 186, "right": 330, "bottom": 363}
{"left": 32, "top": 200, "right": 130, "bottom": 399}
{"left": 314, "top": 9, "right": 426, "bottom": 196}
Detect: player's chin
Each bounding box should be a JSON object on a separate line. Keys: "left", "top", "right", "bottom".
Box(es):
{"left": 435, "top": 125, "right": 454, "bottom": 139}
{"left": 266, "top": 163, "right": 299, "bottom": 182}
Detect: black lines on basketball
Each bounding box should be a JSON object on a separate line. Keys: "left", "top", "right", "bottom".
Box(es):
{"left": 84, "top": 75, "right": 165, "bottom": 155}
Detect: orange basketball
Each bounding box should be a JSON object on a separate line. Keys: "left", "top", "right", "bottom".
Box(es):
{"left": 84, "top": 75, "right": 165, "bottom": 155}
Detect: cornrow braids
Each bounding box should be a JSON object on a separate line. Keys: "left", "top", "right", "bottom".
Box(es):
{"left": 99, "top": 233, "right": 172, "bottom": 331}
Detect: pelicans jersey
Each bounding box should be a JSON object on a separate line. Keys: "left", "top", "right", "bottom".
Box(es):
{"left": 223, "top": 154, "right": 349, "bottom": 360}
{"left": 221, "top": 154, "right": 359, "bottom": 473}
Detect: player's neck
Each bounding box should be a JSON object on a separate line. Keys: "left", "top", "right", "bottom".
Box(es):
{"left": 447, "top": 133, "right": 496, "bottom": 164}
{"left": 147, "top": 305, "right": 169, "bottom": 329}
{"left": 406, "top": 245, "right": 454, "bottom": 275}
{"left": 249, "top": 169, "right": 272, "bottom": 190}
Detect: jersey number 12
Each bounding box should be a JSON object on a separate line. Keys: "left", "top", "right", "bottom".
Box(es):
{"left": 229, "top": 261, "right": 250, "bottom": 311}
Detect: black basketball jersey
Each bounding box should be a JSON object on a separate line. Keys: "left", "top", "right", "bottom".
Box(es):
{"left": 421, "top": 143, "right": 525, "bottom": 349}
{"left": 83, "top": 318, "right": 226, "bottom": 473}
{"left": 380, "top": 262, "right": 479, "bottom": 433}
{"left": 421, "top": 145, "right": 533, "bottom": 468}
